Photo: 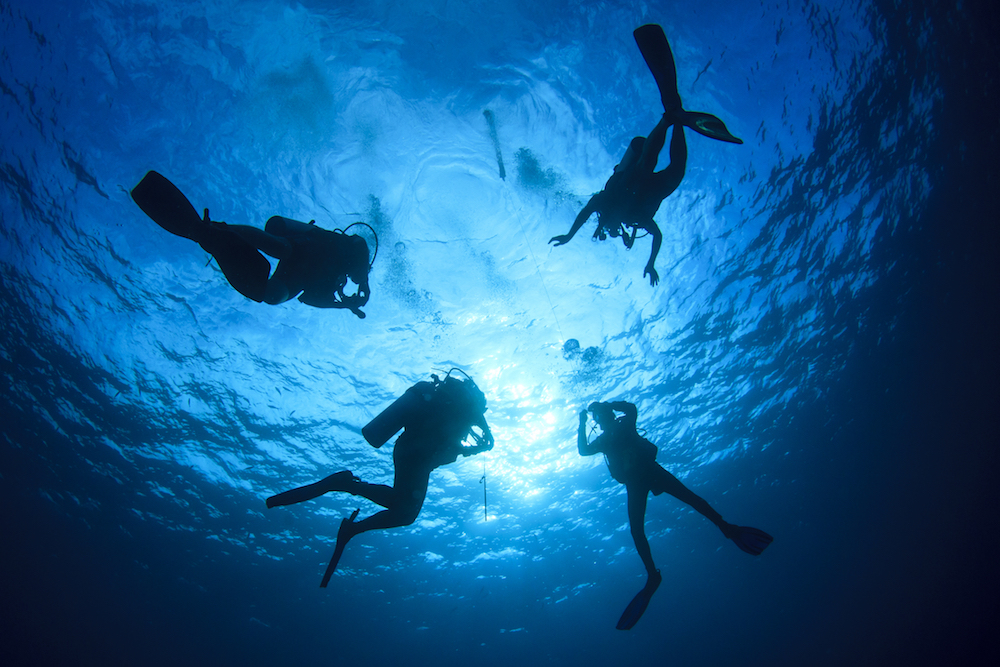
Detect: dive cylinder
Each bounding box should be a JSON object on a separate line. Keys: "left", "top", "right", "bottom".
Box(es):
{"left": 362, "top": 384, "right": 424, "bottom": 448}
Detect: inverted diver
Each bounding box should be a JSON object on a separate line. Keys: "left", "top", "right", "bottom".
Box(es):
{"left": 131, "top": 171, "right": 372, "bottom": 318}
{"left": 549, "top": 24, "right": 742, "bottom": 287}
{"left": 578, "top": 401, "right": 772, "bottom": 630}
{"left": 266, "top": 371, "right": 495, "bottom": 587}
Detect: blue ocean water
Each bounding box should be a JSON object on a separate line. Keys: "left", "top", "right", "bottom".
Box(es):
{"left": 2, "top": 0, "right": 998, "bottom": 665}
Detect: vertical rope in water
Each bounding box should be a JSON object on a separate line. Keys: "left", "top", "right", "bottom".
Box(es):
{"left": 480, "top": 459, "right": 488, "bottom": 521}
{"left": 483, "top": 110, "right": 506, "bottom": 180}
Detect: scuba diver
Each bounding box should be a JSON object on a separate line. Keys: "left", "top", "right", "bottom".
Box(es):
{"left": 549, "top": 24, "right": 742, "bottom": 287}
{"left": 266, "top": 371, "right": 495, "bottom": 587}
{"left": 131, "top": 170, "right": 373, "bottom": 318}
{"left": 578, "top": 400, "right": 772, "bottom": 630}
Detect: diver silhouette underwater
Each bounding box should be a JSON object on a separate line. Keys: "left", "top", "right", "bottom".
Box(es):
{"left": 579, "top": 401, "right": 773, "bottom": 630}
{"left": 122, "top": 18, "right": 770, "bottom": 632}
{"left": 131, "top": 170, "right": 373, "bottom": 318}
{"left": 549, "top": 23, "right": 743, "bottom": 286}
{"left": 266, "top": 371, "right": 494, "bottom": 587}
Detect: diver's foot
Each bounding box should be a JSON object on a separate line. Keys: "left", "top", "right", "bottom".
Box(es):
{"left": 195, "top": 211, "right": 233, "bottom": 254}
{"left": 729, "top": 526, "right": 774, "bottom": 556}
{"left": 720, "top": 522, "right": 739, "bottom": 540}
{"left": 320, "top": 508, "right": 361, "bottom": 587}
{"left": 663, "top": 105, "right": 684, "bottom": 124}
{"left": 320, "top": 470, "right": 360, "bottom": 494}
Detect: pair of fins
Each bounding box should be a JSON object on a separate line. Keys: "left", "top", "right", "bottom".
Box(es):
{"left": 263, "top": 471, "right": 361, "bottom": 588}
{"left": 130, "top": 170, "right": 271, "bottom": 302}
{"left": 616, "top": 525, "right": 773, "bottom": 630}
{"left": 633, "top": 23, "right": 743, "bottom": 145}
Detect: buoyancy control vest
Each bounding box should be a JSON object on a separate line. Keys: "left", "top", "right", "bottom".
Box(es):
{"left": 603, "top": 424, "right": 658, "bottom": 485}
{"left": 362, "top": 371, "right": 488, "bottom": 450}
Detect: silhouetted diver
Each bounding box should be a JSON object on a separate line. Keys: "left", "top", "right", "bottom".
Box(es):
{"left": 131, "top": 170, "right": 372, "bottom": 318}
{"left": 578, "top": 401, "right": 772, "bottom": 630}
{"left": 266, "top": 371, "right": 495, "bottom": 587}
{"left": 550, "top": 24, "right": 741, "bottom": 286}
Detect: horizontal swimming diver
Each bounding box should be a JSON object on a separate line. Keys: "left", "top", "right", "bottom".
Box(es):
{"left": 131, "top": 170, "right": 372, "bottom": 318}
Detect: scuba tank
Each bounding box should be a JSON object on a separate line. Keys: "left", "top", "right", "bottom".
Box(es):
{"left": 362, "top": 370, "right": 487, "bottom": 449}
{"left": 361, "top": 383, "right": 425, "bottom": 448}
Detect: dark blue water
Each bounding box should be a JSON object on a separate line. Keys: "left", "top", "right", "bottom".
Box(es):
{"left": 2, "top": 0, "right": 997, "bottom": 665}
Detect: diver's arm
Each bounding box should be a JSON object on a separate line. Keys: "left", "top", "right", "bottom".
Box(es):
{"left": 550, "top": 193, "right": 602, "bottom": 246}
{"left": 643, "top": 223, "right": 662, "bottom": 286}
{"left": 577, "top": 410, "right": 601, "bottom": 456}
{"left": 298, "top": 289, "right": 348, "bottom": 308}
{"left": 298, "top": 288, "right": 367, "bottom": 318}
{"left": 354, "top": 277, "right": 371, "bottom": 306}
{"left": 623, "top": 224, "right": 638, "bottom": 249}
{"left": 460, "top": 414, "right": 494, "bottom": 457}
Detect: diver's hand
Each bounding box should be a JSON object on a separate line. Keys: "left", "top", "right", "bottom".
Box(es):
{"left": 579, "top": 410, "right": 589, "bottom": 426}
{"left": 340, "top": 290, "right": 367, "bottom": 318}
{"left": 644, "top": 265, "right": 660, "bottom": 286}
{"left": 480, "top": 423, "right": 495, "bottom": 452}
{"left": 549, "top": 234, "right": 571, "bottom": 246}
{"left": 345, "top": 297, "right": 367, "bottom": 319}
{"left": 465, "top": 428, "right": 494, "bottom": 455}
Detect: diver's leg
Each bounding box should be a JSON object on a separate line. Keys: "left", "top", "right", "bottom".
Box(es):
{"left": 262, "top": 277, "right": 293, "bottom": 305}
{"left": 262, "top": 251, "right": 308, "bottom": 305}
{"left": 340, "top": 465, "right": 429, "bottom": 538}
{"left": 637, "top": 114, "right": 672, "bottom": 173}
{"left": 667, "top": 113, "right": 687, "bottom": 170}
{"left": 225, "top": 223, "right": 293, "bottom": 259}
{"left": 346, "top": 479, "right": 395, "bottom": 509}
{"left": 649, "top": 464, "right": 731, "bottom": 534}
{"left": 626, "top": 484, "right": 657, "bottom": 576}
{"left": 647, "top": 122, "right": 688, "bottom": 202}
{"left": 265, "top": 471, "right": 359, "bottom": 508}
{"left": 318, "top": 463, "right": 430, "bottom": 583}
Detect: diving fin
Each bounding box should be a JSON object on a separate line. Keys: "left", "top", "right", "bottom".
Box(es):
{"left": 633, "top": 24, "right": 681, "bottom": 112}
{"left": 266, "top": 471, "right": 357, "bottom": 509}
{"left": 633, "top": 24, "right": 744, "bottom": 144}
{"left": 131, "top": 170, "right": 270, "bottom": 302}
{"left": 616, "top": 569, "right": 662, "bottom": 631}
{"left": 131, "top": 170, "right": 207, "bottom": 240}
{"left": 730, "top": 526, "right": 773, "bottom": 556}
{"left": 320, "top": 508, "right": 360, "bottom": 588}
{"left": 679, "top": 110, "right": 744, "bottom": 145}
